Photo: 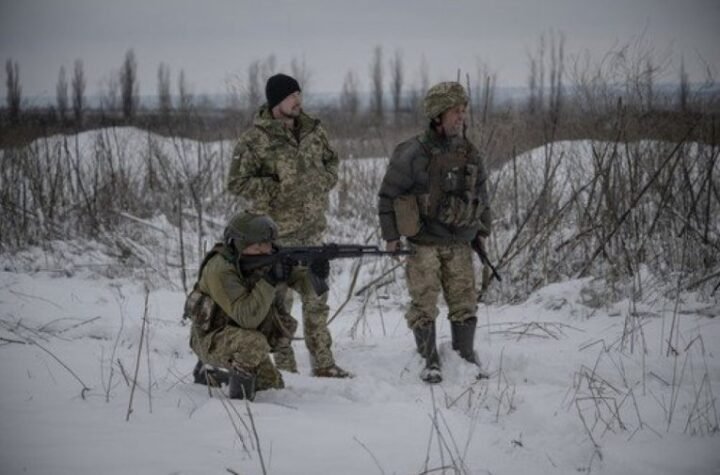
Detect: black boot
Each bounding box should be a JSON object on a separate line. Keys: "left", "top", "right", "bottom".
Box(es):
{"left": 413, "top": 322, "right": 442, "bottom": 384}
{"left": 451, "top": 318, "right": 489, "bottom": 379}
{"left": 193, "top": 359, "right": 230, "bottom": 387}
{"left": 229, "top": 368, "right": 257, "bottom": 400}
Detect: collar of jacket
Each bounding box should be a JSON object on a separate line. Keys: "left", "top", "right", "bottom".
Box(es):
{"left": 253, "top": 104, "right": 320, "bottom": 142}
{"left": 421, "top": 127, "right": 465, "bottom": 153}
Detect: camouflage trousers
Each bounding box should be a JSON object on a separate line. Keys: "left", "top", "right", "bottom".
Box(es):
{"left": 405, "top": 242, "right": 477, "bottom": 329}
{"left": 279, "top": 265, "right": 335, "bottom": 370}
{"left": 190, "top": 310, "right": 297, "bottom": 391}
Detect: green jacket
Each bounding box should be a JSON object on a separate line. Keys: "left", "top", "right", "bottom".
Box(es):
{"left": 227, "top": 105, "right": 339, "bottom": 244}
{"left": 195, "top": 246, "right": 276, "bottom": 330}
{"left": 378, "top": 128, "right": 491, "bottom": 245}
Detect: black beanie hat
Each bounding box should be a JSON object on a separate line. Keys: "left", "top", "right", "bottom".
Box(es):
{"left": 265, "top": 74, "right": 301, "bottom": 110}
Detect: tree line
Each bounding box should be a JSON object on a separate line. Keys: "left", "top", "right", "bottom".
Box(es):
{"left": 2, "top": 35, "right": 718, "bottom": 157}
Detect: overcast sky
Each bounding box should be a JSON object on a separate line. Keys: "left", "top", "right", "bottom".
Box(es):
{"left": 1, "top": 0, "right": 718, "bottom": 103}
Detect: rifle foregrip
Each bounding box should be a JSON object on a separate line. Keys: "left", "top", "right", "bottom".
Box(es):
{"left": 309, "top": 271, "right": 329, "bottom": 296}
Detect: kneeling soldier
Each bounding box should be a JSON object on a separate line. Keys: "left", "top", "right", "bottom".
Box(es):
{"left": 184, "top": 212, "right": 298, "bottom": 400}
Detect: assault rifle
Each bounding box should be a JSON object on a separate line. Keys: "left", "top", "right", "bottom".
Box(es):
{"left": 239, "top": 243, "right": 413, "bottom": 295}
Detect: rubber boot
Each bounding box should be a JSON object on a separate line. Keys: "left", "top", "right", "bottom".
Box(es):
{"left": 228, "top": 367, "right": 257, "bottom": 401}
{"left": 413, "top": 322, "right": 442, "bottom": 384}
{"left": 451, "top": 318, "right": 489, "bottom": 379}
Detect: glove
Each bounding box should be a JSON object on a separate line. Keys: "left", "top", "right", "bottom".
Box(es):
{"left": 263, "top": 257, "right": 293, "bottom": 286}
{"left": 309, "top": 259, "right": 330, "bottom": 280}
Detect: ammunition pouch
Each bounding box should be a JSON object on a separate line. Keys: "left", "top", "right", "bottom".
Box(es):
{"left": 393, "top": 195, "right": 422, "bottom": 237}
{"left": 183, "top": 288, "right": 225, "bottom": 333}
{"left": 430, "top": 159, "right": 485, "bottom": 229}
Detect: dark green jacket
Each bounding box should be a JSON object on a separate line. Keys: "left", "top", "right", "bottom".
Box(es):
{"left": 378, "top": 128, "right": 491, "bottom": 245}
{"left": 195, "top": 245, "right": 276, "bottom": 330}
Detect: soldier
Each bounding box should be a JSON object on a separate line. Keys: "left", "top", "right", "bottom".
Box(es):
{"left": 377, "top": 82, "right": 492, "bottom": 384}
{"left": 227, "top": 73, "right": 351, "bottom": 378}
{"left": 184, "top": 212, "right": 301, "bottom": 400}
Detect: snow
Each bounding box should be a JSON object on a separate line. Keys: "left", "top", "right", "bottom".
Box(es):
{"left": 1, "top": 257, "right": 719, "bottom": 474}
{"left": 1, "top": 129, "right": 719, "bottom": 474}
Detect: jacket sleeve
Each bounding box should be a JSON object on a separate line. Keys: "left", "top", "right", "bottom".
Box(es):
{"left": 317, "top": 127, "right": 339, "bottom": 192}
{"left": 204, "top": 259, "right": 276, "bottom": 330}
{"left": 377, "top": 140, "right": 419, "bottom": 242}
{"left": 226, "top": 137, "right": 279, "bottom": 213}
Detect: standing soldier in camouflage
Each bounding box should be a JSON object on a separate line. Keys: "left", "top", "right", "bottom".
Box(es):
{"left": 227, "top": 73, "right": 351, "bottom": 378}
{"left": 184, "top": 212, "right": 298, "bottom": 400}
{"left": 377, "top": 82, "right": 492, "bottom": 384}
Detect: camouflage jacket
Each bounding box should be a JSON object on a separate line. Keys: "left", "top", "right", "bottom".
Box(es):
{"left": 378, "top": 128, "right": 491, "bottom": 245}
{"left": 186, "top": 244, "right": 277, "bottom": 332}
{"left": 227, "top": 105, "right": 339, "bottom": 244}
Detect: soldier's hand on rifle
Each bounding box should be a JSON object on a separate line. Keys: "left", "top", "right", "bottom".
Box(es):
{"left": 309, "top": 258, "right": 330, "bottom": 280}
{"left": 386, "top": 240, "right": 401, "bottom": 253}
{"left": 264, "top": 257, "right": 293, "bottom": 286}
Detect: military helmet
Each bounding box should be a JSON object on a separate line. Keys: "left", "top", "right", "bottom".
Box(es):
{"left": 423, "top": 81, "right": 469, "bottom": 120}
{"left": 223, "top": 212, "right": 278, "bottom": 252}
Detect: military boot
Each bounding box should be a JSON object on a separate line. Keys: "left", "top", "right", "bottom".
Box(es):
{"left": 193, "top": 359, "right": 230, "bottom": 387}
{"left": 451, "top": 318, "right": 489, "bottom": 380}
{"left": 313, "top": 364, "right": 353, "bottom": 378}
{"left": 228, "top": 367, "right": 257, "bottom": 400}
{"left": 413, "top": 322, "right": 442, "bottom": 384}
{"left": 255, "top": 355, "right": 285, "bottom": 391}
{"left": 273, "top": 340, "right": 298, "bottom": 373}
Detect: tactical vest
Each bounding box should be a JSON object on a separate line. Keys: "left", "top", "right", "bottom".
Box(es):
{"left": 419, "top": 138, "right": 485, "bottom": 229}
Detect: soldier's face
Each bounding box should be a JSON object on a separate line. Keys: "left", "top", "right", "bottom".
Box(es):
{"left": 242, "top": 242, "right": 273, "bottom": 255}
{"left": 439, "top": 104, "right": 466, "bottom": 137}
{"left": 276, "top": 91, "right": 303, "bottom": 119}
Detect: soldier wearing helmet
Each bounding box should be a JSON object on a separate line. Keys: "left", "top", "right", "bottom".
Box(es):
{"left": 377, "top": 81, "right": 492, "bottom": 384}
{"left": 183, "top": 212, "right": 299, "bottom": 400}
{"left": 227, "top": 74, "right": 350, "bottom": 379}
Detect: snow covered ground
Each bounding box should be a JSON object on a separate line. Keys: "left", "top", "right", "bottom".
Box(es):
{"left": 1, "top": 128, "right": 718, "bottom": 474}
{"left": 1, "top": 250, "right": 719, "bottom": 474}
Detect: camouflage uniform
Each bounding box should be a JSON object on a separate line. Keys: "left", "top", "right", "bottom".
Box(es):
{"left": 227, "top": 104, "right": 339, "bottom": 371}
{"left": 378, "top": 82, "right": 492, "bottom": 382}
{"left": 185, "top": 243, "right": 298, "bottom": 391}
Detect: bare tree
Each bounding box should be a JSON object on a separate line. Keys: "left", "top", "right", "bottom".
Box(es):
{"left": 410, "top": 56, "right": 430, "bottom": 122}
{"left": 538, "top": 34, "right": 546, "bottom": 112}
{"left": 340, "top": 70, "right": 360, "bottom": 118}
{"left": 5, "top": 59, "right": 22, "bottom": 124}
{"left": 369, "top": 45, "right": 384, "bottom": 121}
{"left": 679, "top": 55, "right": 690, "bottom": 112}
{"left": 419, "top": 55, "right": 430, "bottom": 95}
{"left": 246, "top": 60, "right": 262, "bottom": 111}
{"left": 527, "top": 54, "right": 538, "bottom": 115}
{"left": 119, "top": 49, "right": 139, "bottom": 120}
{"left": 389, "top": 49, "right": 404, "bottom": 123}
{"left": 56, "top": 65, "right": 69, "bottom": 123}
{"left": 548, "top": 31, "right": 565, "bottom": 124}
{"left": 157, "top": 62, "right": 172, "bottom": 118}
{"left": 101, "top": 72, "right": 120, "bottom": 115}
{"left": 260, "top": 54, "right": 277, "bottom": 84}
{"left": 291, "top": 56, "right": 311, "bottom": 94}
{"left": 72, "top": 59, "right": 86, "bottom": 125}
{"left": 477, "top": 64, "right": 496, "bottom": 124}
{"left": 178, "top": 69, "right": 193, "bottom": 115}
{"left": 244, "top": 55, "right": 280, "bottom": 111}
